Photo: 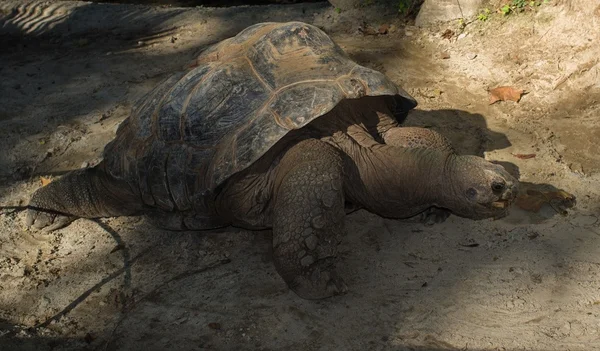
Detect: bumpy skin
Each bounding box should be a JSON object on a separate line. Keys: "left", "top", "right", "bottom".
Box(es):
{"left": 27, "top": 166, "right": 142, "bottom": 231}
{"left": 382, "top": 127, "right": 454, "bottom": 153}
{"left": 272, "top": 139, "right": 347, "bottom": 299}
{"left": 381, "top": 126, "right": 454, "bottom": 225}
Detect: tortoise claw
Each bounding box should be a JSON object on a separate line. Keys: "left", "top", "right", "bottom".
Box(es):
{"left": 26, "top": 209, "right": 75, "bottom": 232}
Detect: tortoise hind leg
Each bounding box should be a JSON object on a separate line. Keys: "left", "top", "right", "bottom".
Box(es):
{"left": 272, "top": 139, "right": 347, "bottom": 299}
{"left": 27, "top": 163, "right": 143, "bottom": 232}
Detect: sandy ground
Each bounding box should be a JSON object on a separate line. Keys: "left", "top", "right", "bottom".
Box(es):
{"left": 1, "top": 0, "right": 600, "bottom": 350}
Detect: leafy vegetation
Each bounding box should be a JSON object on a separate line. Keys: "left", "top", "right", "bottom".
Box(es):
{"left": 474, "top": 0, "right": 549, "bottom": 22}
{"left": 397, "top": 0, "right": 422, "bottom": 16}
{"left": 477, "top": 8, "right": 491, "bottom": 21}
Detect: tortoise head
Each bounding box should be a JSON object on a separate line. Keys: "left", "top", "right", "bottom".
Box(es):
{"left": 444, "top": 155, "right": 519, "bottom": 220}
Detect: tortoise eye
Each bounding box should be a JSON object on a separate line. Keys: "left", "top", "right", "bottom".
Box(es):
{"left": 491, "top": 181, "right": 506, "bottom": 192}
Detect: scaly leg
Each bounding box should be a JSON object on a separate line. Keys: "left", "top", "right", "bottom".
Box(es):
{"left": 26, "top": 163, "right": 143, "bottom": 232}
{"left": 382, "top": 126, "right": 454, "bottom": 152}
{"left": 271, "top": 139, "right": 347, "bottom": 299}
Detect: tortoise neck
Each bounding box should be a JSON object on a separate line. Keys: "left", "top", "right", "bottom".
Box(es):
{"left": 344, "top": 144, "right": 454, "bottom": 218}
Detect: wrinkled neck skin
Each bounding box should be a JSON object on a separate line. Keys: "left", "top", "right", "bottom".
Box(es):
{"left": 340, "top": 141, "right": 458, "bottom": 218}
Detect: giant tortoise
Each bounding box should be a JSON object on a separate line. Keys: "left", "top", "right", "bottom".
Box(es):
{"left": 26, "top": 22, "right": 518, "bottom": 299}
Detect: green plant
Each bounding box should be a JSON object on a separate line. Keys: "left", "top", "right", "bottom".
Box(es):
{"left": 512, "top": 0, "right": 527, "bottom": 8}
{"left": 397, "top": 0, "right": 420, "bottom": 16}
{"left": 512, "top": 0, "right": 528, "bottom": 12}
{"left": 477, "top": 8, "right": 491, "bottom": 21}
{"left": 398, "top": 0, "right": 409, "bottom": 15}
{"left": 335, "top": 7, "right": 341, "bottom": 13}
{"left": 498, "top": 0, "right": 549, "bottom": 17}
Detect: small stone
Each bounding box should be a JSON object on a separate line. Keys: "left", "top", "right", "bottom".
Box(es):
{"left": 527, "top": 231, "right": 539, "bottom": 240}
{"left": 175, "top": 316, "right": 188, "bottom": 324}
{"left": 530, "top": 273, "right": 543, "bottom": 284}
{"left": 457, "top": 33, "right": 467, "bottom": 40}
{"left": 404, "top": 31, "right": 414, "bottom": 37}
{"left": 388, "top": 25, "right": 397, "bottom": 33}
{"left": 81, "top": 161, "right": 89, "bottom": 168}
{"left": 560, "top": 322, "right": 571, "bottom": 333}
{"left": 439, "top": 51, "right": 450, "bottom": 59}
{"left": 300, "top": 255, "right": 315, "bottom": 267}
{"left": 467, "top": 53, "right": 477, "bottom": 60}
{"left": 568, "top": 162, "right": 584, "bottom": 174}
{"left": 137, "top": 41, "right": 144, "bottom": 46}
{"left": 509, "top": 267, "right": 523, "bottom": 275}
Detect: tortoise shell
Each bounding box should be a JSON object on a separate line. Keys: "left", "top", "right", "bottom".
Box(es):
{"left": 103, "top": 22, "right": 417, "bottom": 212}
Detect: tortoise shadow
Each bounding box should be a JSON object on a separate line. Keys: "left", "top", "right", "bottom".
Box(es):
{"left": 403, "top": 108, "right": 512, "bottom": 157}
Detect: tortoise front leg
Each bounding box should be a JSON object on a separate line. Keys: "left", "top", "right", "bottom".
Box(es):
{"left": 272, "top": 139, "right": 348, "bottom": 299}
{"left": 382, "top": 126, "right": 454, "bottom": 152}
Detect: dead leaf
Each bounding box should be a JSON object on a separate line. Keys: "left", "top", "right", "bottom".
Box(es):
{"left": 441, "top": 29, "right": 454, "bottom": 40}
{"left": 516, "top": 189, "right": 576, "bottom": 216}
{"left": 378, "top": 24, "right": 389, "bottom": 35}
{"left": 488, "top": 86, "right": 524, "bottom": 104}
{"left": 40, "top": 176, "right": 52, "bottom": 187}
{"left": 512, "top": 153, "right": 536, "bottom": 159}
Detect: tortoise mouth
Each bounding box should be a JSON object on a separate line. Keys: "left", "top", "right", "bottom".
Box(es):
{"left": 487, "top": 199, "right": 514, "bottom": 220}
{"left": 491, "top": 200, "right": 510, "bottom": 209}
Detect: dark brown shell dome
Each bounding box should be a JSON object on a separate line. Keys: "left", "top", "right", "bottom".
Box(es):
{"left": 103, "top": 22, "right": 417, "bottom": 211}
